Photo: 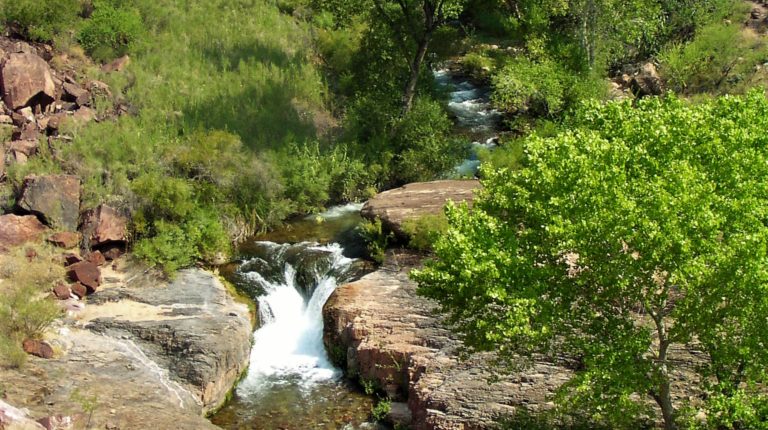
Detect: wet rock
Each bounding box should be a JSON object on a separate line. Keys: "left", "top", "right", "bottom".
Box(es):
{"left": 17, "top": 174, "right": 81, "bottom": 231}
{"left": 361, "top": 180, "right": 480, "bottom": 238}
{"left": 52, "top": 283, "right": 72, "bottom": 300}
{"left": 67, "top": 261, "right": 100, "bottom": 293}
{"left": 631, "top": 62, "right": 664, "bottom": 97}
{"left": 0, "top": 52, "right": 56, "bottom": 110}
{"left": 22, "top": 339, "right": 54, "bottom": 359}
{"left": 80, "top": 205, "right": 128, "bottom": 248}
{"left": 47, "top": 231, "right": 81, "bottom": 248}
{"left": 0, "top": 214, "right": 47, "bottom": 253}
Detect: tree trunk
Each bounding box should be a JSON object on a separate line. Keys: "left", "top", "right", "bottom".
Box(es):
{"left": 654, "top": 340, "right": 677, "bottom": 430}
{"left": 401, "top": 34, "right": 431, "bottom": 115}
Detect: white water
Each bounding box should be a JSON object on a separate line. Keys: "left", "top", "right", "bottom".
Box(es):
{"left": 305, "top": 202, "right": 365, "bottom": 221}
{"left": 434, "top": 67, "right": 501, "bottom": 176}
{"left": 236, "top": 242, "right": 353, "bottom": 397}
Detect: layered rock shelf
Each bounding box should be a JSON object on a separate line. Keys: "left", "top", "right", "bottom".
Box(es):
{"left": 361, "top": 180, "right": 481, "bottom": 238}
{"left": 323, "top": 251, "right": 573, "bottom": 430}
{"left": 0, "top": 260, "right": 252, "bottom": 429}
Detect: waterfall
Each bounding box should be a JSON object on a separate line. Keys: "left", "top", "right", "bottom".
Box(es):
{"left": 235, "top": 242, "right": 356, "bottom": 397}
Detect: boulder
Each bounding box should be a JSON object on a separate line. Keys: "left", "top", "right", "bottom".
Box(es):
{"left": 8, "top": 139, "right": 38, "bottom": 157}
{"left": 80, "top": 204, "right": 128, "bottom": 248}
{"left": 66, "top": 261, "right": 100, "bottom": 293}
{"left": 52, "top": 283, "right": 72, "bottom": 300}
{"left": 47, "top": 231, "right": 81, "bottom": 249}
{"left": 0, "top": 214, "right": 47, "bottom": 252}
{"left": 62, "top": 82, "right": 90, "bottom": 107}
{"left": 70, "top": 283, "right": 87, "bottom": 299}
{"left": 630, "top": 62, "right": 664, "bottom": 97}
{"left": 361, "top": 180, "right": 480, "bottom": 238}
{"left": 17, "top": 174, "right": 81, "bottom": 231}
{"left": 0, "top": 52, "right": 56, "bottom": 110}
{"left": 86, "top": 250, "right": 106, "bottom": 266}
{"left": 36, "top": 415, "right": 76, "bottom": 430}
{"left": 22, "top": 339, "right": 54, "bottom": 359}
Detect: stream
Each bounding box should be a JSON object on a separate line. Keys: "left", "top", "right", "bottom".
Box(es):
{"left": 211, "top": 68, "right": 499, "bottom": 429}
{"left": 434, "top": 66, "right": 502, "bottom": 177}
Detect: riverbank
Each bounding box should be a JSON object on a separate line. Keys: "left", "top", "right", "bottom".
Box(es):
{"left": 0, "top": 258, "right": 252, "bottom": 429}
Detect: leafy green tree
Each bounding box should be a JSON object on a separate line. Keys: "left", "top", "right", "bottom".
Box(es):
{"left": 413, "top": 92, "right": 768, "bottom": 429}
{"left": 369, "top": 0, "right": 466, "bottom": 114}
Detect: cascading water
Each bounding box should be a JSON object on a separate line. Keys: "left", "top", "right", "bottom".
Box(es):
{"left": 211, "top": 205, "right": 374, "bottom": 429}
{"left": 434, "top": 67, "right": 502, "bottom": 177}
{"left": 239, "top": 242, "right": 350, "bottom": 393}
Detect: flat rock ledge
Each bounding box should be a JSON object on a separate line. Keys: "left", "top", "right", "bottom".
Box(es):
{"left": 0, "top": 260, "right": 252, "bottom": 429}
{"left": 361, "top": 180, "right": 480, "bottom": 238}
{"left": 323, "top": 251, "right": 572, "bottom": 430}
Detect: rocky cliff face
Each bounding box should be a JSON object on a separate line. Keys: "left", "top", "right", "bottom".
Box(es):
{"left": 0, "top": 260, "right": 252, "bottom": 429}
{"left": 323, "top": 251, "right": 573, "bottom": 430}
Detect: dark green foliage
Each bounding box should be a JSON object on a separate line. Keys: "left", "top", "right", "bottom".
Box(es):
{"left": 392, "top": 98, "right": 467, "bottom": 184}
{"left": 401, "top": 214, "right": 449, "bottom": 252}
{"left": 0, "top": 0, "right": 82, "bottom": 42}
{"left": 78, "top": 1, "right": 144, "bottom": 61}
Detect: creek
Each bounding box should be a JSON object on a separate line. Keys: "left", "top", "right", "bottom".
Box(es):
{"left": 212, "top": 67, "right": 500, "bottom": 429}
{"left": 434, "top": 66, "right": 502, "bottom": 177}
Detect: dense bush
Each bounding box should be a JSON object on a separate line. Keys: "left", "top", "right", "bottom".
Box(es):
{"left": 78, "top": 1, "right": 144, "bottom": 61}
{"left": 392, "top": 98, "right": 467, "bottom": 184}
{"left": 1, "top": 0, "right": 82, "bottom": 42}
{"left": 401, "top": 214, "right": 449, "bottom": 252}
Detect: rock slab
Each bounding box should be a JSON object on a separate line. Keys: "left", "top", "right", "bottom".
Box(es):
{"left": 17, "top": 174, "right": 80, "bottom": 231}
{"left": 0, "top": 262, "right": 253, "bottom": 429}
{"left": 361, "top": 180, "right": 480, "bottom": 237}
{"left": 323, "top": 252, "right": 572, "bottom": 430}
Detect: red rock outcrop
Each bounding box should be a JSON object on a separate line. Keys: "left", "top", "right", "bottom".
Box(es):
{"left": 0, "top": 52, "right": 56, "bottom": 110}
{"left": 17, "top": 174, "right": 81, "bottom": 231}
{"left": 47, "top": 231, "right": 81, "bottom": 248}
{"left": 80, "top": 204, "right": 128, "bottom": 248}
{"left": 0, "top": 214, "right": 47, "bottom": 252}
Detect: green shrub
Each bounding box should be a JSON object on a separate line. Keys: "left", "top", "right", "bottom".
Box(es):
{"left": 371, "top": 398, "right": 391, "bottom": 422}
{"left": 78, "top": 1, "right": 144, "bottom": 61}
{"left": 357, "top": 218, "right": 392, "bottom": 264}
{"left": 131, "top": 173, "right": 195, "bottom": 223}
{"left": 401, "top": 214, "right": 449, "bottom": 252}
{"left": 1, "top": 0, "right": 82, "bottom": 42}
{"left": 392, "top": 98, "right": 467, "bottom": 184}
{"left": 492, "top": 58, "right": 567, "bottom": 116}
{"left": 0, "top": 334, "right": 27, "bottom": 369}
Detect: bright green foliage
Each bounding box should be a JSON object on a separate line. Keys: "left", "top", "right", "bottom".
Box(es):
{"left": 413, "top": 92, "right": 768, "bottom": 428}
{"left": 680, "top": 385, "right": 768, "bottom": 430}
{"left": 371, "top": 398, "right": 391, "bottom": 422}
{"left": 0, "top": 0, "right": 81, "bottom": 42}
{"left": 492, "top": 58, "right": 567, "bottom": 116}
{"left": 78, "top": 1, "right": 144, "bottom": 61}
